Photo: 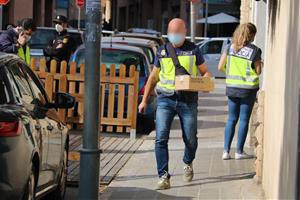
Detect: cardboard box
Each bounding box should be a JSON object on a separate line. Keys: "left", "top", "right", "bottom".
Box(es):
{"left": 175, "top": 75, "right": 215, "bottom": 92}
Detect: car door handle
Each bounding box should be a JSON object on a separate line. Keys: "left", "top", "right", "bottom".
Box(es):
{"left": 47, "top": 124, "right": 54, "bottom": 131}
{"left": 35, "top": 124, "right": 41, "bottom": 130}
{"left": 216, "top": 57, "right": 220, "bottom": 61}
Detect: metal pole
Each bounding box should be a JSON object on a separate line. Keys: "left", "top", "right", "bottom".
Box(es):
{"left": 78, "top": 0, "right": 101, "bottom": 199}
{"left": 78, "top": 7, "right": 81, "bottom": 30}
{"left": 190, "top": 1, "right": 196, "bottom": 43}
{"left": 0, "top": 6, "right": 3, "bottom": 30}
{"left": 204, "top": 0, "right": 208, "bottom": 37}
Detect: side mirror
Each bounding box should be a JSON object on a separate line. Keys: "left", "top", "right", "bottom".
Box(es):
{"left": 46, "top": 92, "right": 75, "bottom": 109}
{"left": 54, "top": 92, "right": 75, "bottom": 109}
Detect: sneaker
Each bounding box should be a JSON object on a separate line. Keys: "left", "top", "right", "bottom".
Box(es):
{"left": 235, "top": 152, "right": 254, "bottom": 160}
{"left": 183, "top": 163, "right": 194, "bottom": 182}
{"left": 222, "top": 152, "right": 231, "bottom": 160}
{"left": 156, "top": 172, "right": 170, "bottom": 190}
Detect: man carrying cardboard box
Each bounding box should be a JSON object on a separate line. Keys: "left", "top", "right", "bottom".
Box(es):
{"left": 138, "top": 18, "right": 212, "bottom": 190}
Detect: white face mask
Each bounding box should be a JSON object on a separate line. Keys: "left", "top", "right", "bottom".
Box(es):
{"left": 55, "top": 24, "right": 64, "bottom": 33}
{"left": 26, "top": 36, "right": 31, "bottom": 42}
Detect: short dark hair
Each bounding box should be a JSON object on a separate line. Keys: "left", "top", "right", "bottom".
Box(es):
{"left": 17, "top": 18, "right": 37, "bottom": 32}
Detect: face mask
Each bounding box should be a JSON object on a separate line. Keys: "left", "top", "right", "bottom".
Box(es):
{"left": 168, "top": 33, "right": 184, "bottom": 45}
{"left": 55, "top": 24, "right": 64, "bottom": 33}
{"left": 26, "top": 36, "right": 31, "bottom": 42}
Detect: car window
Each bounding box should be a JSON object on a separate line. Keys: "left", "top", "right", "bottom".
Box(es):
{"left": 139, "top": 46, "right": 154, "bottom": 64}
{"left": 8, "top": 62, "right": 35, "bottom": 109}
{"left": 0, "top": 68, "right": 11, "bottom": 104}
{"left": 29, "top": 29, "right": 57, "bottom": 49}
{"left": 69, "top": 32, "right": 83, "bottom": 49}
{"left": 201, "top": 41, "right": 223, "bottom": 54}
{"left": 75, "top": 48, "right": 146, "bottom": 76}
{"left": 22, "top": 64, "right": 49, "bottom": 105}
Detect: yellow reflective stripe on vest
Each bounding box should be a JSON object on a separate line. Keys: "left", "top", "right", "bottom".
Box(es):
{"left": 157, "top": 55, "right": 198, "bottom": 94}
{"left": 17, "top": 45, "right": 30, "bottom": 65}
{"left": 226, "top": 54, "right": 259, "bottom": 89}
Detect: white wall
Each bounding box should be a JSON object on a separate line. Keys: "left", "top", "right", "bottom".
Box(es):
{"left": 262, "top": 0, "right": 300, "bottom": 198}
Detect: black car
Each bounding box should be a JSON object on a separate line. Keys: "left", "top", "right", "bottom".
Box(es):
{"left": 0, "top": 53, "right": 75, "bottom": 199}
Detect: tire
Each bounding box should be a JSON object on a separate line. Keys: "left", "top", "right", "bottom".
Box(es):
{"left": 45, "top": 149, "right": 68, "bottom": 200}
{"left": 23, "top": 165, "right": 36, "bottom": 200}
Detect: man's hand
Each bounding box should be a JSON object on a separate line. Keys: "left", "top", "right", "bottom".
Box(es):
{"left": 56, "top": 43, "right": 63, "bottom": 49}
{"left": 17, "top": 33, "right": 27, "bottom": 46}
{"left": 138, "top": 101, "right": 147, "bottom": 114}
{"left": 138, "top": 67, "right": 160, "bottom": 113}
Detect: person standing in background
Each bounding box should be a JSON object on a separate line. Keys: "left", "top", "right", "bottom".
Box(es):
{"left": 0, "top": 18, "right": 36, "bottom": 65}
{"left": 44, "top": 15, "right": 76, "bottom": 72}
{"left": 218, "top": 23, "right": 263, "bottom": 160}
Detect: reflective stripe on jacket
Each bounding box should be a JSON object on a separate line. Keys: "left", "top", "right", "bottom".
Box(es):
{"left": 156, "top": 50, "right": 198, "bottom": 95}
{"left": 225, "top": 44, "right": 259, "bottom": 89}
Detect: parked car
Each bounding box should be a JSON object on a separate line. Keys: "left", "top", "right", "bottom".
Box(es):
{"left": 71, "top": 43, "right": 156, "bottom": 134}
{"left": 102, "top": 36, "right": 159, "bottom": 64}
{"left": 197, "top": 38, "right": 232, "bottom": 78}
{"left": 29, "top": 27, "right": 83, "bottom": 61}
{"left": 113, "top": 31, "right": 165, "bottom": 46}
{"left": 127, "top": 28, "right": 161, "bottom": 36}
{"left": 0, "top": 53, "right": 75, "bottom": 199}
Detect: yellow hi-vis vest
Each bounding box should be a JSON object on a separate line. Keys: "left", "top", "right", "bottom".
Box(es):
{"left": 156, "top": 49, "right": 199, "bottom": 95}
{"left": 225, "top": 44, "right": 260, "bottom": 89}
{"left": 17, "top": 45, "right": 30, "bottom": 65}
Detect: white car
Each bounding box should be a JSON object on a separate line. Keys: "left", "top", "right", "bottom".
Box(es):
{"left": 197, "top": 38, "right": 232, "bottom": 78}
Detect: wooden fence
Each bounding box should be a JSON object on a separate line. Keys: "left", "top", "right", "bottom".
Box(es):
{"left": 31, "top": 58, "right": 139, "bottom": 138}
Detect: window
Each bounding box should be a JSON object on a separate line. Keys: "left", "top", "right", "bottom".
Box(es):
{"left": 200, "top": 40, "right": 223, "bottom": 54}
{"left": 75, "top": 48, "right": 146, "bottom": 77}
{"left": 8, "top": 62, "right": 35, "bottom": 109}
{"left": 0, "top": 68, "right": 11, "bottom": 104}
{"left": 22, "top": 64, "right": 49, "bottom": 105}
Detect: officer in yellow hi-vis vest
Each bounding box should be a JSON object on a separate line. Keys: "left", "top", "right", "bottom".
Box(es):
{"left": 17, "top": 44, "right": 31, "bottom": 65}
{"left": 0, "top": 18, "right": 36, "bottom": 65}
{"left": 218, "top": 23, "right": 263, "bottom": 161}
{"left": 138, "top": 18, "right": 211, "bottom": 190}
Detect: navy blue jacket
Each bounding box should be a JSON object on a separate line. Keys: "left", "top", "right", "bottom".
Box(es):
{"left": 0, "top": 28, "right": 18, "bottom": 53}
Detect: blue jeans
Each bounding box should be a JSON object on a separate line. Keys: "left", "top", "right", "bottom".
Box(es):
{"left": 155, "top": 96, "right": 198, "bottom": 177}
{"left": 224, "top": 93, "right": 257, "bottom": 154}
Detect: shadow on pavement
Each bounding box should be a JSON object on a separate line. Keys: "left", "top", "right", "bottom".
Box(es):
{"left": 101, "top": 187, "right": 192, "bottom": 200}
{"left": 169, "top": 172, "right": 256, "bottom": 189}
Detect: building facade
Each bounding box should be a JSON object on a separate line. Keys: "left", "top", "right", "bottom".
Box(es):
{"left": 242, "top": 0, "right": 300, "bottom": 199}
{"left": 0, "top": 0, "right": 61, "bottom": 29}
{"left": 110, "top": 0, "right": 240, "bottom": 36}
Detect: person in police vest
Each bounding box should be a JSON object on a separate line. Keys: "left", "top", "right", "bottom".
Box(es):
{"left": 218, "top": 23, "right": 263, "bottom": 160}
{"left": 44, "top": 15, "right": 76, "bottom": 72}
{"left": 138, "top": 18, "right": 211, "bottom": 190}
{"left": 0, "top": 18, "right": 36, "bottom": 65}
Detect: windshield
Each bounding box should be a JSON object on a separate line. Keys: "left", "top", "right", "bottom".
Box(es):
{"left": 75, "top": 48, "right": 147, "bottom": 76}
{"left": 29, "top": 29, "right": 57, "bottom": 49}
{"left": 29, "top": 29, "right": 83, "bottom": 49}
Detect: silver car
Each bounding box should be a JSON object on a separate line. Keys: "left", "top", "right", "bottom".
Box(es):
{"left": 198, "top": 38, "right": 232, "bottom": 78}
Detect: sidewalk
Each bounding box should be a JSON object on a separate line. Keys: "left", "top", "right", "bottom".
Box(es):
{"left": 100, "top": 79, "right": 265, "bottom": 200}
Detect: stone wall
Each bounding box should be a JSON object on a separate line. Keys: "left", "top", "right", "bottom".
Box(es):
{"left": 249, "top": 91, "right": 265, "bottom": 184}
{"left": 240, "top": 0, "right": 252, "bottom": 24}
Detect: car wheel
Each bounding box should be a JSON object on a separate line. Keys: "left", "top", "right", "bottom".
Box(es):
{"left": 46, "top": 149, "right": 67, "bottom": 200}
{"left": 23, "top": 165, "right": 36, "bottom": 200}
